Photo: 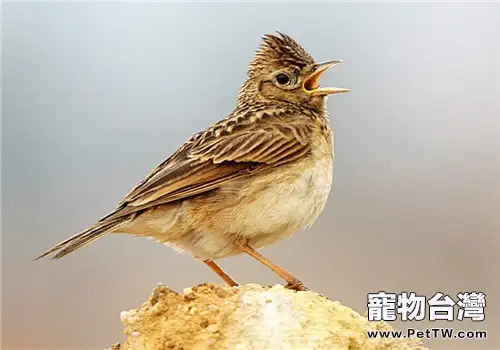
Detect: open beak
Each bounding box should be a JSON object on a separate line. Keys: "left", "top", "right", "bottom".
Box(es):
{"left": 303, "top": 59, "right": 350, "bottom": 96}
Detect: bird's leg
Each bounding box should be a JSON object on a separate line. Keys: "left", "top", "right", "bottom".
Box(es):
{"left": 203, "top": 259, "right": 239, "bottom": 287}
{"left": 234, "top": 240, "right": 309, "bottom": 291}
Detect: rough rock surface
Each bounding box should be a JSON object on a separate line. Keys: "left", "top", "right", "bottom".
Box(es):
{"left": 108, "top": 283, "right": 427, "bottom": 350}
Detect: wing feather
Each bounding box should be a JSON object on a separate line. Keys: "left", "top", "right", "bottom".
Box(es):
{"left": 116, "top": 110, "right": 313, "bottom": 216}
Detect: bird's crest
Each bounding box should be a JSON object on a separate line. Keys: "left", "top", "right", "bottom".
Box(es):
{"left": 249, "top": 32, "right": 315, "bottom": 75}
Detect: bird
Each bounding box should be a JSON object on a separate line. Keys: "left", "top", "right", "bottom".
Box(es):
{"left": 35, "top": 32, "right": 349, "bottom": 291}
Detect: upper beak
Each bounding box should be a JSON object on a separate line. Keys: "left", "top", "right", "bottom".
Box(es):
{"left": 303, "top": 59, "right": 350, "bottom": 95}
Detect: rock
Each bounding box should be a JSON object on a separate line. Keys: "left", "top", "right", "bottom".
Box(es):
{"left": 111, "top": 283, "right": 427, "bottom": 350}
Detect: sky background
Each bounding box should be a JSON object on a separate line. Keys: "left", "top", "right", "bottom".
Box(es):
{"left": 3, "top": 2, "right": 500, "bottom": 349}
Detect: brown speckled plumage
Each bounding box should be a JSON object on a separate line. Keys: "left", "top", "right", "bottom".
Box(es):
{"left": 36, "top": 32, "right": 349, "bottom": 291}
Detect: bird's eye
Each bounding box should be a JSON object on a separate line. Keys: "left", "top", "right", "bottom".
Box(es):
{"left": 275, "top": 73, "right": 291, "bottom": 86}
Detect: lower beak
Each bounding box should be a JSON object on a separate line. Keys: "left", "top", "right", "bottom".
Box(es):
{"left": 303, "top": 59, "right": 350, "bottom": 96}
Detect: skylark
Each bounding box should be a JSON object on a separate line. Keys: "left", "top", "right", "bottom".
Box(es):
{"left": 36, "top": 32, "right": 349, "bottom": 291}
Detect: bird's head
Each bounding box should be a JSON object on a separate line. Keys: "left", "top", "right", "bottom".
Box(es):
{"left": 238, "top": 32, "right": 349, "bottom": 110}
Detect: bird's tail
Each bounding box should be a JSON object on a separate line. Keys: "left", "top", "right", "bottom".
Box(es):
{"left": 34, "top": 217, "right": 130, "bottom": 260}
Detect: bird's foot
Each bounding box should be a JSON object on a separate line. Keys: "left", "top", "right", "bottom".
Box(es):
{"left": 285, "top": 278, "right": 309, "bottom": 291}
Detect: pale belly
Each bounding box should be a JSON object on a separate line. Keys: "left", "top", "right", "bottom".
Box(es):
{"left": 165, "top": 154, "right": 334, "bottom": 260}
{"left": 234, "top": 157, "right": 333, "bottom": 242}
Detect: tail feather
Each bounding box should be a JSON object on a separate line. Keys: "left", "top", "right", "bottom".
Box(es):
{"left": 34, "top": 218, "right": 130, "bottom": 260}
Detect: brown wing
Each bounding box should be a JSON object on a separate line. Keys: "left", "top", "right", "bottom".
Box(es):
{"left": 110, "top": 110, "right": 313, "bottom": 218}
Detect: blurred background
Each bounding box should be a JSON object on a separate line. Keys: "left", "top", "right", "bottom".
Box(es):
{"left": 2, "top": 2, "right": 499, "bottom": 349}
